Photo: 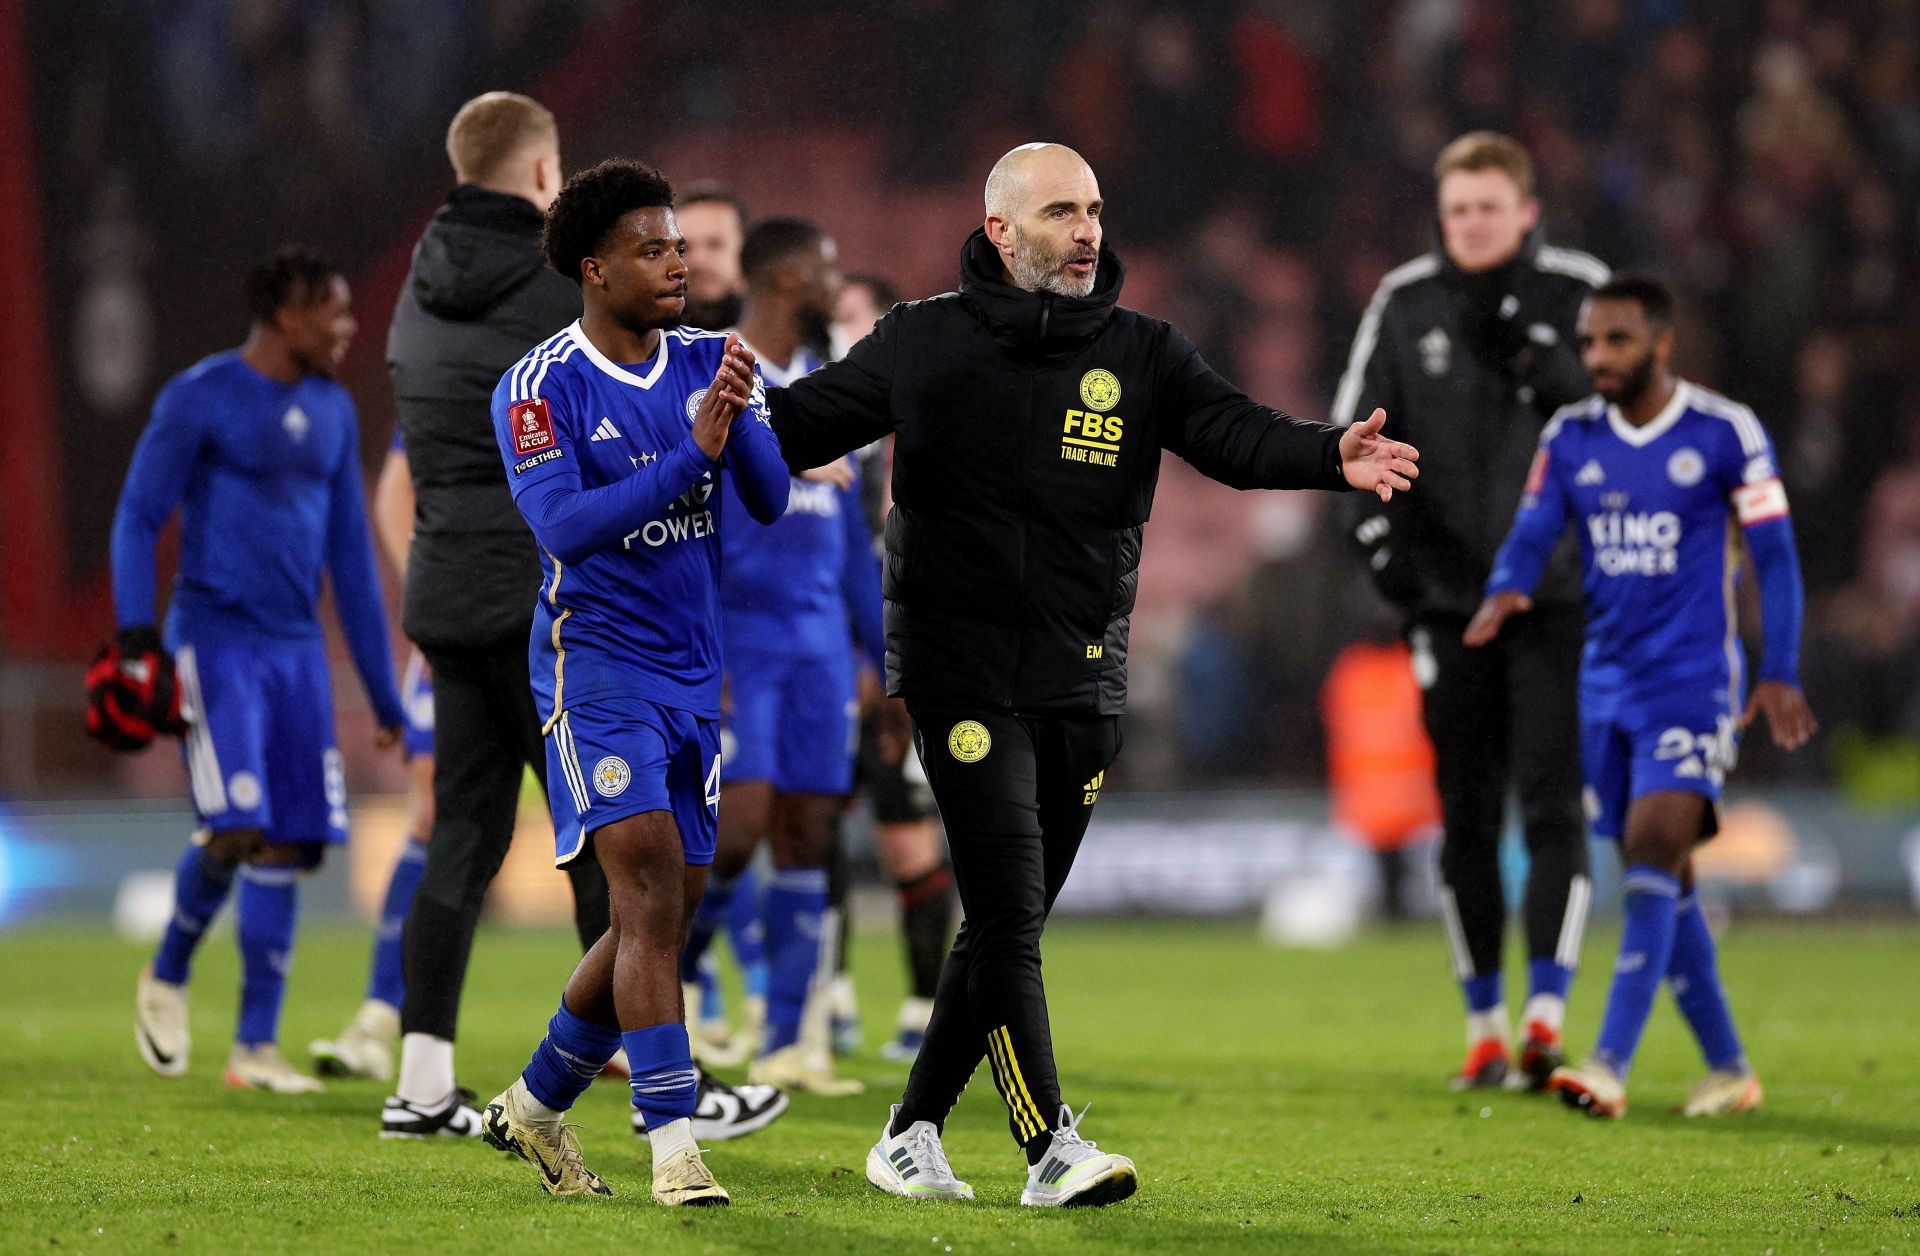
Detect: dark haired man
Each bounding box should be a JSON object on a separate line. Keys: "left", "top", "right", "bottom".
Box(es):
{"left": 113, "top": 247, "right": 406, "bottom": 1095}
{"left": 478, "top": 160, "right": 788, "bottom": 1206}
{"left": 676, "top": 216, "right": 880, "bottom": 1097}
{"left": 1467, "top": 275, "right": 1812, "bottom": 1120}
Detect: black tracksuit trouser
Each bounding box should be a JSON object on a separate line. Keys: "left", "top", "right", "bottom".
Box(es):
{"left": 1410, "top": 603, "right": 1590, "bottom": 992}
{"left": 895, "top": 701, "right": 1122, "bottom": 1155}
{"left": 400, "top": 641, "right": 610, "bottom": 1040}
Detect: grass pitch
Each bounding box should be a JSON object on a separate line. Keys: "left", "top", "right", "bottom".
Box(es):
{"left": 1, "top": 918, "right": 1916, "bottom": 1253}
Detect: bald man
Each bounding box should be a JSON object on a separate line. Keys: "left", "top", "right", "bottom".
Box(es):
{"left": 769, "top": 143, "right": 1419, "bottom": 1207}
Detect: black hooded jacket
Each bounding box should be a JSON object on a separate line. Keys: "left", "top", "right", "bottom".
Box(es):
{"left": 385, "top": 185, "right": 581, "bottom": 648}
{"left": 769, "top": 228, "right": 1349, "bottom": 716}
{"left": 1331, "top": 230, "right": 1607, "bottom": 620}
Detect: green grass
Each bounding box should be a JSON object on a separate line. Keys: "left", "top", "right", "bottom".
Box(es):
{"left": 2, "top": 919, "right": 1917, "bottom": 1253}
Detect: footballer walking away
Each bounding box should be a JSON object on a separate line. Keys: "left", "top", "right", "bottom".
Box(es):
{"left": 767, "top": 142, "right": 1421, "bottom": 1207}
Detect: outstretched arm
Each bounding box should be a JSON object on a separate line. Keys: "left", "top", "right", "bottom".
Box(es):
{"left": 767, "top": 310, "right": 899, "bottom": 472}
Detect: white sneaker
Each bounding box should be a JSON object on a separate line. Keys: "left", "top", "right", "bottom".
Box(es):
{"left": 865, "top": 1104, "right": 973, "bottom": 1200}
{"left": 632, "top": 1071, "right": 789, "bottom": 1142}
{"left": 310, "top": 999, "right": 399, "bottom": 1080}
{"left": 135, "top": 965, "right": 189, "bottom": 1078}
{"left": 651, "top": 1144, "right": 731, "bottom": 1207}
{"left": 381, "top": 1086, "right": 483, "bottom": 1139}
{"left": 1020, "top": 1104, "right": 1138, "bottom": 1208}
{"left": 748, "top": 1043, "right": 865, "bottom": 1096}
{"left": 224, "top": 1044, "right": 326, "bottom": 1095}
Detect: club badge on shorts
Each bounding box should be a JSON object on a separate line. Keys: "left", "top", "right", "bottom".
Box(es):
{"left": 947, "top": 721, "right": 992, "bottom": 763}
{"left": 593, "top": 755, "right": 631, "bottom": 797}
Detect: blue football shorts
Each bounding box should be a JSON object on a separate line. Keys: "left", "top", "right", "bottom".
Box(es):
{"left": 171, "top": 634, "right": 346, "bottom": 848}
{"left": 1581, "top": 683, "right": 1739, "bottom": 844}
{"left": 545, "top": 695, "right": 720, "bottom": 868}
{"left": 721, "top": 646, "right": 858, "bottom": 796}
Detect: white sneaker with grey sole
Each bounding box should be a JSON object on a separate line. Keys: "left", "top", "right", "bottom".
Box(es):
{"left": 865, "top": 1104, "right": 974, "bottom": 1200}
{"left": 1020, "top": 1104, "right": 1137, "bottom": 1207}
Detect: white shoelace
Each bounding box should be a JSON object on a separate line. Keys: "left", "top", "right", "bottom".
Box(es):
{"left": 909, "top": 1124, "right": 960, "bottom": 1182}
{"left": 1049, "top": 1102, "right": 1103, "bottom": 1164}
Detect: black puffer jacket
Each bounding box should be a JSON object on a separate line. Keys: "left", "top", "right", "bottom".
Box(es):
{"left": 1332, "top": 231, "right": 1607, "bottom": 620}
{"left": 769, "top": 228, "right": 1349, "bottom": 716}
{"left": 386, "top": 185, "right": 581, "bottom": 648}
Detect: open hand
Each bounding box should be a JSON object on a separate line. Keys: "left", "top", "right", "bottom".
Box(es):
{"left": 1340, "top": 408, "right": 1420, "bottom": 502}
{"left": 692, "top": 334, "right": 757, "bottom": 458}
{"left": 1463, "top": 590, "right": 1533, "bottom": 647}
{"left": 1742, "top": 680, "right": 1817, "bottom": 752}
{"left": 802, "top": 457, "right": 857, "bottom": 489}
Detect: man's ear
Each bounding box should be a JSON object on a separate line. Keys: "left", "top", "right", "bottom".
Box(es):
{"left": 984, "top": 215, "right": 1014, "bottom": 255}
{"left": 580, "top": 256, "right": 604, "bottom": 289}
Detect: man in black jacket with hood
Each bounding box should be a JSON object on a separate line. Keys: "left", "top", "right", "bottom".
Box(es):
{"left": 377, "top": 91, "right": 604, "bottom": 1137}
{"left": 1332, "top": 132, "right": 1607, "bottom": 1092}
{"left": 769, "top": 142, "right": 1420, "bottom": 1207}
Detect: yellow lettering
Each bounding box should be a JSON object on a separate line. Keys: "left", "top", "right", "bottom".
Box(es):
{"left": 1101, "top": 415, "right": 1124, "bottom": 443}
{"left": 1085, "top": 644, "right": 1104, "bottom": 659}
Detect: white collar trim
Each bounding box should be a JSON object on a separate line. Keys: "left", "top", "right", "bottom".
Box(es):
{"left": 567, "top": 320, "right": 670, "bottom": 389}
{"left": 1607, "top": 381, "right": 1690, "bottom": 447}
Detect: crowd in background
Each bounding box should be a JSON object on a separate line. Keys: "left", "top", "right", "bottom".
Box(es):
{"left": 24, "top": 0, "right": 1920, "bottom": 795}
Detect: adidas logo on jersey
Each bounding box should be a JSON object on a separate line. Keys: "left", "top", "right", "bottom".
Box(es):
{"left": 1576, "top": 460, "right": 1605, "bottom": 486}
{"left": 590, "top": 418, "right": 622, "bottom": 442}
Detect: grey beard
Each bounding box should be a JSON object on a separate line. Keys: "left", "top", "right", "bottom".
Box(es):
{"left": 1009, "top": 242, "right": 1096, "bottom": 298}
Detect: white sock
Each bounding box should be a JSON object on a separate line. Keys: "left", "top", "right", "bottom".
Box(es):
{"left": 1467, "top": 1004, "right": 1509, "bottom": 1046}
{"left": 649, "top": 1116, "right": 697, "bottom": 1168}
{"left": 396, "top": 1032, "right": 455, "bottom": 1106}
{"left": 1521, "top": 993, "right": 1565, "bottom": 1035}
{"left": 510, "top": 1076, "right": 565, "bottom": 1126}
{"left": 897, "top": 996, "right": 934, "bottom": 1034}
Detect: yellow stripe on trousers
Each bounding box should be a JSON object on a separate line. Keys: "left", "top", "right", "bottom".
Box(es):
{"left": 987, "top": 1026, "right": 1045, "bottom": 1141}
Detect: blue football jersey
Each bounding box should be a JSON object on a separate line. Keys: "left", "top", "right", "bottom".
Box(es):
{"left": 1488, "top": 381, "right": 1792, "bottom": 716}
{"left": 493, "top": 321, "right": 786, "bottom": 723}
{"left": 110, "top": 350, "right": 404, "bottom": 727}
{"left": 719, "top": 343, "right": 884, "bottom": 662}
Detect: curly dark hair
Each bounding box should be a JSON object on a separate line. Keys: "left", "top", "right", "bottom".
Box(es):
{"left": 242, "top": 246, "right": 340, "bottom": 323}
{"left": 542, "top": 159, "right": 675, "bottom": 286}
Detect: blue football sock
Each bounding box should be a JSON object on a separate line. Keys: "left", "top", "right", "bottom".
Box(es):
{"left": 1527, "top": 956, "right": 1573, "bottom": 1001}
{"left": 761, "top": 867, "right": 829, "bottom": 1054}
{"left": 1592, "top": 865, "right": 1682, "bottom": 1078}
{"left": 365, "top": 837, "right": 427, "bottom": 1009}
{"left": 679, "top": 873, "right": 738, "bottom": 985}
{"left": 1463, "top": 972, "right": 1504, "bottom": 1015}
{"left": 152, "top": 844, "right": 237, "bottom": 985}
{"left": 1668, "top": 894, "right": 1747, "bottom": 1073}
{"left": 235, "top": 865, "right": 300, "bottom": 1047}
{"left": 726, "top": 864, "right": 766, "bottom": 971}
{"left": 521, "top": 998, "right": 622, "bottom": 1113}
{"left": 625, "top": 1023, "right": 698, "bottom": 1130}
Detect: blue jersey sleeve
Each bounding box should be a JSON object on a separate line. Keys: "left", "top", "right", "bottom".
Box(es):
{"left": 838, "top": 466, "right": 886, "bottom": 666}
{"left": 1724, "top": 429, "right": 1804, "bottom": 684}
{"left": 724, "top": 374, "right": 791, "bottom": 525}
{"left": 325, "top": 404, "right": 406, "bottom": 729}
{"left": 1486, "top": 422, "right": 1574, "bottom": 597}
{"left": 110, "top": 382, "right": 205, "bottom": 630}
{"left": 495, "top": 375, "right": 716, "bottom": 566}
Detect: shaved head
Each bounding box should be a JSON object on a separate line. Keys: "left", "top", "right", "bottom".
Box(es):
{"left": 983, "top": 143, "right": 1104, "bottom": 297}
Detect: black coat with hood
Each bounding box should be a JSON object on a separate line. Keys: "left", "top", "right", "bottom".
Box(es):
{"left": 1331, "top": 229, "right": 1608, "bottom": 620}
{"left": 769, "top": 228, "right": 1350, "bottom": 717}
{"left": 386, "top": 185, "right": 581, "bottom": 648}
